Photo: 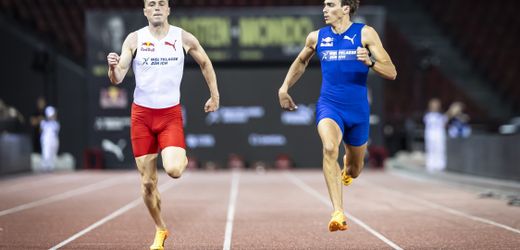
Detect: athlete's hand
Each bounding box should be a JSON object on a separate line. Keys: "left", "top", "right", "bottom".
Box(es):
{"left": 204, "top": 96, "right": 219, "bottom": 113}
{"left": 279, "top": 91, "right": 298, "bottom": 111}
{"left": 356, "top": 47, "right": 372, "bottom": 66}
{"left": 107, "top": 53, "right": 120, "bottom": 68}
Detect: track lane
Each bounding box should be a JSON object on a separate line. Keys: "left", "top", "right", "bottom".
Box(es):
{"left": 292, "top": 170, "right": 520, "bottom": 249}
{"left": 231, "top": 171, "right": 395, "bottom": 249}
{"left": 61, "top": 171, "right": 232, "bottom": 249}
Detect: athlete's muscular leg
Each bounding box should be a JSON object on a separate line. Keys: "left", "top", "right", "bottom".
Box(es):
{"left": 343, "top": 143, "right": 367, "bottom": 178}
{"left": 161, "top": 146, "right": 188, "bottom": 179}
{"left": 318, "top": 118, "right": 344, "bottom": 212}
{"left": 136, "top": 153, "right": 167, "bottom": 230}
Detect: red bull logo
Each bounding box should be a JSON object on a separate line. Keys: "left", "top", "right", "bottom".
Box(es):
{"left": 140, "top": 41, "right": 155, "bottom": 52}
{"left": 142, "top": 42, "right": 155, "bottom": 47}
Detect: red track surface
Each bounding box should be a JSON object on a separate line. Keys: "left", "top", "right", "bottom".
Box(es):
{"left": 0, "top": 169, "right": 519, "bottom": 249}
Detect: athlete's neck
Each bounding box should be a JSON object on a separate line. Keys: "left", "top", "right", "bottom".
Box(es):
{"left": 331, "top": 18, "right": 352, "bottom": 35}
{"left": 148, "top": 22, "right": 170, "bottom": 40}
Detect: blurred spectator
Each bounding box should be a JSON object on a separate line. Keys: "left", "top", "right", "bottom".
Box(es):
{"left": 447, "top": 102, "right": 471, "bottom": 138}
{"left": 40, "top": 106, "right": 60, "bottom": 172}
{"left": 30, "top": 96, "right": 46, "bottom": 153}
{"left": 0, "top": 99, "right": 25, "bottom": 133}
{"left": 423, "top": 98, "right": 447, "bottom": 172}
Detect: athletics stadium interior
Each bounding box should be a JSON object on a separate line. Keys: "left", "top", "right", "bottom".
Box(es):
{"left": 1, "top": 0, "right": 519, "bottom": 180}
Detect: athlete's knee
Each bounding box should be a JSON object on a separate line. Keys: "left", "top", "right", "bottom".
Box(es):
{"left": 165, "top": 161, "right": 187, "bottom": 179}
{"left": 322, "top": 142, "right": 339, "bottom": 158}
{"left": 166, "top": 168, "right": 182, "bottom": 179}
{"left": 349, "top": 162, "right": 364, "bottom": 178}
{"left": 141, "top": 179, "right": 157, "bottom": 195}
{"left": 350, "top": 169, "right": 361, "bottom": 178}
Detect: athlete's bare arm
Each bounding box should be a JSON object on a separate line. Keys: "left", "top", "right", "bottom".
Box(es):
{"left": 182, "top": 30, "right": 219, "bottom": 112}
{"left": 278, "top": 31, "right": 318, "bottom": 111}
{"left": 358, "top": 25, "right": 397, "bottom": 80}
{"left": 107, "top": 32, "right": 137, "bottom": 84}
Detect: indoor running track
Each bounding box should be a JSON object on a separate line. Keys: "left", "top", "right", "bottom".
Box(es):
{"left": 0, "top": 169, "right": 519, "bottom": 249}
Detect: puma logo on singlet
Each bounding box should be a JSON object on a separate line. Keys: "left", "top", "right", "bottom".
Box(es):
{"left": 343, "top": 34, "right": 357, "bottom": 45}
{"left": 165, "top": 40, "right": 177, "bottom": 51}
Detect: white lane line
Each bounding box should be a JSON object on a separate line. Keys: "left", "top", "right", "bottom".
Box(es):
{"left": 361, "top": 179, "right": 520, "bottom": 235}
{"left": 223, "top": 170, "right": 240, "bottom": 250}
{"left": 0, "top": 175, "right": 83, "bottom": 194}
{"left": 0, "top": 176, "right": 132, "bottom": 217}
{"left": 49, "top": 178, "right": 181, "bottom": 250}
{"left": 285, "top": 172, "right": 404, "bottom": 250}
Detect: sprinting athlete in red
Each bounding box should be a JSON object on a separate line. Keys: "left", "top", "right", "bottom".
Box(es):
{"left": 106, "top": 0, "right": 220, "bottom": 249}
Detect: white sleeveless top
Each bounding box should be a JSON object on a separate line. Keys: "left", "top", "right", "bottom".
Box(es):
{"left": 40, "top": 120, "right": 60, "bottom": 140}
{"left": 424, "top": 112, "right": 447, "bottom": 138}
{"left": 132, "top": 25, "right": 185, "bottom": 108}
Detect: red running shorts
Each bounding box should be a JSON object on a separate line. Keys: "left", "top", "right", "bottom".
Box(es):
{"left": 130, "top": 103, "right": 186, "bottom": 157}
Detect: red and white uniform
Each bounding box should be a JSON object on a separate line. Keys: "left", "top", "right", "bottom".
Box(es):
{"left": 131, "top": 26, "right": 186, "bottom": 157}
{"left": 133, "top": 25, "right": 184, "bottom": 108}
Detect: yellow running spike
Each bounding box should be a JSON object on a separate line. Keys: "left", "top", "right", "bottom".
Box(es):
{"left": 328, "top": 211, "right": 348, "bottom": 232}
{"left": 342, "top": 154, "right": 353, "bottom": 186}
{"left": 342, "top": 168, "right": 353, "bottom": 186}
{"left": 150, "top": 229, "right": 169, "bottom": 250}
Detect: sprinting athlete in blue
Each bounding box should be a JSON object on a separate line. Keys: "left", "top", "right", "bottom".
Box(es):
{"left": 278, "top": 0, "right": 396, "bottom": 232}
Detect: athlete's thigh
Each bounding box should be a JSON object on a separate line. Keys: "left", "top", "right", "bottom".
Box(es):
{"left": 316, "top": 100, "right": 345, "bottom": 146}
{"left": 341, "top": 107, "right": 369, "bottom": 147}
{"left": 317, "top": 118, "right": 343, "bottom": 148}
{"left": 131, "top": 104, "right": 159, "bottom": 157}
{"left": 156, "top": 105, "right": 186, "bottom": 150}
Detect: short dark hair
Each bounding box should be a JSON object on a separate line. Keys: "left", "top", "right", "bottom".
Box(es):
{"left": 341, "top": 0, "right": 360, "bottom": 16}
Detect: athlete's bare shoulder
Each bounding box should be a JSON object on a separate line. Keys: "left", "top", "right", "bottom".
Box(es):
{"left": 124, "top": 31, "right": 138, "bottom": 51}
{"left": 181, "top": 29, "right": 197, "bottom": 46}
{"left": 306, "top": 30, "right": 319, "bottom": 49}
{"left": 362, "top": 24, "right": 376, "bottom": 34}
{"left": 180, "top": 29, "right": 200, "bottom": 53}
{"left": 307, "top": 30, "right": 319, "bottom": 42}
{"left": 361, "top": 25, "right": 378, "bottom": 44}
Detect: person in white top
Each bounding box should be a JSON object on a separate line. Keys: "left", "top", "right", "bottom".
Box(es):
{"left": 40, "top": 106, "right": 60, "bottom": 172}
{"left": 106, "top": 1, "right": 220, "bottom": 249}
{"left": 423, "top": 98, "right": 447, "bottom": 172}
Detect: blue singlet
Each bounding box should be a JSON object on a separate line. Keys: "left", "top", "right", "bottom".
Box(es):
{"left": 315, "top": 23, "right": 370, "bottom": 146}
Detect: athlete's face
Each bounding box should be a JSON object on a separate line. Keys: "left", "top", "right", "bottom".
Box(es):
{"left": 143, "top": 0, "right": 170, "bottom": 26}
{"left": 323, "top": 0, "right": 349, "bottom": 24}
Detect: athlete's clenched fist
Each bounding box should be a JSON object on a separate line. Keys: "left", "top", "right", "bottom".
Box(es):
{"left": 107, "top": 53, "right": 120, "bottom": 68}
{"left": 356, "top": 47, "right": 372, "bottom": 66}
